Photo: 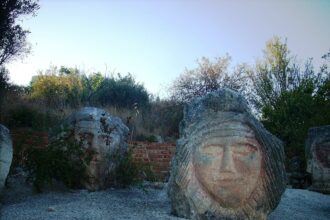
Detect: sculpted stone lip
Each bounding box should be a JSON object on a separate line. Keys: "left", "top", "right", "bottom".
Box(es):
{"left": 213, "top": 173, "right": 243, "bottom": 182}
{"left": 218, "top": 177, "right": 242, "bottom": 181}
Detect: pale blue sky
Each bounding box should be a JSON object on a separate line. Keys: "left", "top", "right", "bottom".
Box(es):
{"left": 6, "top": 0, "right": 330, "bottom": 97}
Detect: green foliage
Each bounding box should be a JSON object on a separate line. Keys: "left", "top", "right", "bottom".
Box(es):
{"left": 26, "top": 137, "right": 94, "bottom": 192}
{"left": 30, "top": 67, "right": 83, "bottom": 108}
{"left": 0, "top": 66, "right": 9, "bottom": 92}
{"left": 142, "top": 99, "right": 183, "bottom": 139}
{"left": 111, "top": 149, "right": 157, "bottom": 187}
{"left": 89, "top": 72, "right": 104, "bottom": 92}
{"left": 247, "top": 37, "right": 292, "bottom": 110}
{"left": 9, "top": 129, "right": 48, "bottom": 170}
{"left": 81, "top": 72, "right": 105, "bottom": 105}
{"left": 29, "top": 67, "right": 150, "bottom": 110}
{"left": 261, "top": 80, "right": 314, "bottom": 159}
{"left": 0, "top": 66, "right": 10, "bottom": 117}
{"left": 7, "top": 105, "right": 59, "bottom": 131}
{"left": 135, "top": 134, "right": 158, "bottom": 142}
{"left": 112, "top": 150, "right": 139, "bottom": 186}
{"left": 247, "top": 36, "right": 325, "bottom": 112}
{"left": 0, "top": 0, "right": 39, "bottom": 65}
{"left": 91, "top": 73, "right": 149, "bottom": 108}
{"left": 254, "top": 37, "right": 330, "bottom": 165}
{"left": 314, "top": 78, "right": 330, "bottom": 123}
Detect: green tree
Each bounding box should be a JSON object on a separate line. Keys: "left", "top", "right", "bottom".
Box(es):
{"left": 247, "top": 37, "right": 292, "bottom": 111}
{"left": 91, "top": 73, "right": 149, "bottom": 108}
{"left": 30, "top": 66, "right": 83, "bottom": 108}
{"left": 249, "top": 36, "right": 330, "bottom": 164}
{"left": 81, "top": 72, "right": 105, "bottom": 105}
{"left": 246, "top": 37, "right": 325, "bottom": 112}
{"left": 0, "top": 66, "right": 10, "bottom": 118}
{"left": 0, "top": 0, "right": 39, "bottom": 65}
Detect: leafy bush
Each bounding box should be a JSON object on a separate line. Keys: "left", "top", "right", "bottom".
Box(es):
{"left": 30, "top": 66, "right": 83, "bottom": 108}
{"left": 26, "top": 138, "right": 94, "bottom": 192}
{"left": 262, "top": 78, "right": 330, "bottom": 162}
{"left": 91, "top": 73, "right": 149, "bottom": 108}
{"left": 29, "top": 67, "right": 150, "bottom": 111}
{"left": 7, "top": 105, "right": 59, "bottom": 131}
{"left": 111, "top": 149, "right": 157, "bottom": 187}
{"left": 247, "top": 37, "right": 330, "bottom": 171}
{"left": 145, "top": 100, "right": 183, "bottom": 139}
{"left": 0, "top": 67, "right": 11, "bottom": 120}
{"left": 135, "top": 134, "right": 158, "bottom": 142}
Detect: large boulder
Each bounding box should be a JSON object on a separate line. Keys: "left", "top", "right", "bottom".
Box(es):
{"left": 305, "top": 125, "right": 330, "bottom": 194}
{"left": 58, "top": 107, "right": 129, "bottom": 191}
{"left": 0, "top": 124, "right": 13, "bottom": 194}
{"left": 168, "top": 89, "right": 287, "bottom": 220}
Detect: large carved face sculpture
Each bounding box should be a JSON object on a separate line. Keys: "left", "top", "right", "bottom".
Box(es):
{"left": 193, "top": 122, "right": 262, "bottom": 208}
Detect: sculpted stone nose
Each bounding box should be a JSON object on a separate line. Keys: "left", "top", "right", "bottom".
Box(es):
{"left": 220, "top": 146, "right": 236, "bottom": 173}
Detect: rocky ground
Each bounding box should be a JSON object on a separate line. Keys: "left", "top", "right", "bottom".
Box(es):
{"left": 1, "top": 175, "right": 329, "bottom": 220}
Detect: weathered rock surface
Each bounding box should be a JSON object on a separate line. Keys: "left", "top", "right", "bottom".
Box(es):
{"left": 305, "top": 125, "right": 330, "bottom": 194}
{"left": 168, "top": 89, "right": 287, "bottom": 220}
{"left": 59, "top": 107, "right": 129, "bottom": 191}
{"left": 0, "top": 124, "right": 13, "bottom": 194}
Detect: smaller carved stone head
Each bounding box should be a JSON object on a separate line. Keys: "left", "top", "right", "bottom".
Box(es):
{"left": 305, "top": 125, "right": 330, "bottom": 193}
{"left": 63, "top": 107, "right": 129, "bottom": 191}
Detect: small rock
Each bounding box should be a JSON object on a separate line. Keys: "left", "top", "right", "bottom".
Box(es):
{"left": 47, "top": 206, "right": 56, "bottom": 212}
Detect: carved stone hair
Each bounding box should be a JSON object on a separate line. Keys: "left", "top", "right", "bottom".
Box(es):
{"left": 168, "top": 89, "right": 286, "bottom": 219}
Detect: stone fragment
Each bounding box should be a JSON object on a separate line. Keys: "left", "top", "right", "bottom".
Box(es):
{"left": 305, "top": 125, "right": 330, "bottom": 194}
{"left": 59, "top": 107, "right": 129, "bottom": 191}
{"left": 47, "top": 206, "right": 56, "bottom": 212}
{"left": 168, "top": 89, "right": 287, "bottom": 220}
{"left": 0, "top": 124, "right": 13, "bottom": 194}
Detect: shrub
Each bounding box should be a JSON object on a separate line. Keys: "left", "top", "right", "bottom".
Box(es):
{"left": 141, "top": 100, "right": 183, "bottom": 139}
{"left": 0, "top": 67, "right": 10, "bottom": 118}
{"left": 91, "top": 73, "right": 149, "bottom": 108}
{"left": 135, "top": 134, "right": 158, "bottom": 143}
{"left": 26, "top": 137, "right": 94, "bottom": 192}
{"left": 111, "top": 149, "right": 157, "bottom": 187}
{"left": 30, "top": 67, "right": 84, "bottom": 109}
{"left": 7, "top": 105, "right": 59, "bottom": 131}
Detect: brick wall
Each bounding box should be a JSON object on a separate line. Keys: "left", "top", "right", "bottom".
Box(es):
{"left": 11, "top": 129, "right": 49, "bottom": 149}
{"left": 129, "top": 141, "right": 176, "bottom": 181}
{"left": 10, "top": 130, "right": 176, "bottom": 181}
{"left": 10, "top": 129, "right": 49, "bottom": 167}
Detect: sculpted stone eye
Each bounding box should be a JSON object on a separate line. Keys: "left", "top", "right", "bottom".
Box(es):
{"left": 201, "top": 145, "right": 223, "bottom": 155}
{"left": 231, "top": 144, "right": 257, "bottom": 156}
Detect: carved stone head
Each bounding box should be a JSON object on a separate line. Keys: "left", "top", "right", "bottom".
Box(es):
{"left": 62, "top": 107, "right": 129, "bottom": 191}
{"left": 305, "top": 125, "right": 330, "bottom": 194}
{"left": 168, "top": 89, "right": 286, "bottom": 220}
{"left": 0, "top": 124, "right": 13, "bottom": 194}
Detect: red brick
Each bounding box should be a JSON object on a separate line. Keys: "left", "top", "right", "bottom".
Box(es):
{"left": 160, "top": 151, "right": 171, "bottom": 155}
